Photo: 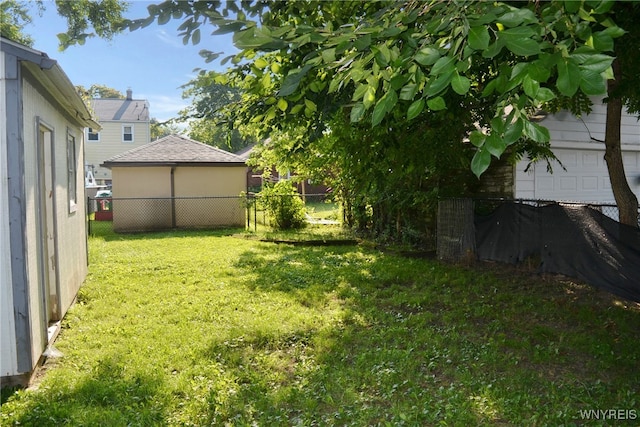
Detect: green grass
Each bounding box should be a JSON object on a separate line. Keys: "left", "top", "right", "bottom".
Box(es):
{"left": 2, "top": 227, "right": 639, "bottom": 426}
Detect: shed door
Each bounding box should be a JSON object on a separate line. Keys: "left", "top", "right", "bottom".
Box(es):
{"left": 36, "top": 120, "right": 60, "bottom": 331}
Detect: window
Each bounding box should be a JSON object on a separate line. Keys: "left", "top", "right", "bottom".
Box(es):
{"left": 123, "top": 125, "right": 134, "bottom": 142}
{"left": 67, "top": 129, "right": 77, "bottom": 213}
{"left": 87, "top": 127, "right": 100, "bottom": 141}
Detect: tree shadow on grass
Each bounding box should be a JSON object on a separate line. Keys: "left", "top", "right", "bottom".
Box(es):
{"left": 196, "top": 242, "right": 640, "bottom": 425}
{"left": 4, "top": 356, "right": 167, "bottom": 426}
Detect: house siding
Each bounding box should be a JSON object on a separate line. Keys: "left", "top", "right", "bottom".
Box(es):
{"left": 86, "top": 121, "right": 150, "bottom": 184}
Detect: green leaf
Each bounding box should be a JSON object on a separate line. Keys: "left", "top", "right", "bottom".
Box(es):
{"left": 557, "top": 59, "right": 581, "bottom": 96}
{"left": 374, "top": 44, "right": 391, "bottom": 67}
{"left": 277, "top": 98, "right": 288, "bottom": 111}
{"left": 451, "top": 73, "right": 471, "bottom": 95}
{"left": 350, "top": 103, "right": 365, "bottom": 122}
{"left": 590, "top": 32, "right": 614, "bottom": 52}
{"left": 321, "top": 48, "right": 336, "bottom": 63}
{"left": 504, "top": 117, "right": 524, "bottom": 144}
{"left": 482, "top": 40, "right": 504, "bottom": 58}
{"left": 523, "top": 120, "right": 550, "bottom": 143}
{"left": 363, "top": 86, "right": 376, "bottom": 109}
{"left": 523, "top": 75, "right": 539, "bottom": 98}
{"left": 574, "top": 53, "right": 613, "bottom": 73}
{"left": 353, "top": 84, "right": 369, "bottom": 101}
{"left": 278, "top": 64, "right": 313, "bottom": 97}
{"left": 414, "top": 47, "right": 440, "bottom": 66}
{"left": 485, "top": 133, "right": 506, "bottom": 158}
{"left": 499, "top": 8, "right": 537, "bottom": 27}
{"left": 371, "top": 90, "right": 398, "bottom": 126}
{"left": 600, "top": 26, "right": 626, "bottom": 39}
{"left": 469, "top": 130, "right": 486, "bottom": 148}
{"left": 304, "top": 99, "right": 317, "bottom": 112}
{"left": 500, "top": 26, "right": 536, "bottom": 39}
{"left": 535, "top": 87, "right": 555, "bottom": 102}
{"left": 426, "top": 72, "right": 453, "bottom": 97}
{"left": 399, "top": 83, "right": 417, "bottom": 101}
{"left": 254, "top": 57, "right": 268, "bottom": 69}
{"left": 471, "top": 148, "right": 491, "bottom": 178}
{"left": 354, "top": 33, "right": 372, "bottom": 51}
{"left": 426, "top": 96, "right": 446, "bottom": 111}
{"left": 527, "top": 61, "right": 550, "bottom": 82}
{"left": 191, "top": 29, "right": 201, "bottom": 45}
{"left": 468, "top": 26, "right": 490, "bottom": 50}
{"left": 504, "top": 38, "right": 541, "bottom": 57}
{"left": 430, "top": 56, "right": 456, "bottom": 76}
{"left": 407, "top": 99, "right": 424, "bottom": 120}
{"left": 579, "top": 70, "right": 607, "bottom": 95}
{"left": 158, "top": 11, "right": 171, "bottom": 25}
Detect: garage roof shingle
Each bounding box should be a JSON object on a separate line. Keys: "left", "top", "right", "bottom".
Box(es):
{"left": 102, "top": 134, "right": 246, "bottom": 167}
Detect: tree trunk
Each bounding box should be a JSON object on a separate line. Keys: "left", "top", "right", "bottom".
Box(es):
{"left": 604, "top": 58, "right": 639, "bottom": 228}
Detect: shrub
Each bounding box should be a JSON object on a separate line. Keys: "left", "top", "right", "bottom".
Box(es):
{"left": 259, "top": 180, "right": 307, "bottom": 230}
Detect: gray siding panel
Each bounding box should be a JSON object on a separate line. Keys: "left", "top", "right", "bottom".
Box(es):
{"left": 4, "top": 52, "right": 33, "bottom": 373}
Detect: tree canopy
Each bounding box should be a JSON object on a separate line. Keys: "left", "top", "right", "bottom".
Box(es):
{"left": 34, "top": 0, "right": 640, "bottom": 230}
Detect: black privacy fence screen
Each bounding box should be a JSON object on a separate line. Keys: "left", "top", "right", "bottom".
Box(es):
{"left": 437, "top": 198, "right": 640, "bottom": 303}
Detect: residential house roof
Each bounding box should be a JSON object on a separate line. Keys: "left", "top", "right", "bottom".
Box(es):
{"left": 101, "top": 134, "right": 247, "bottom": 167}
{"left": 235, "top": 143, "right": 256, "bottom": 160}
{"left": 1, "top": 37, "right": 100, "bottom": 129}
{"left": 90, "top": 90, "right": 149, "bottom": 122}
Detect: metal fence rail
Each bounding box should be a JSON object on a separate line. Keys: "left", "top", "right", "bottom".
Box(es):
{"left": 88, "top": 193, "right": 339, "bottom": 234}
{"left": 89, "top": 196, "right": 248, "bottom": 234}
{"left": 473, "top": 198, "right": 639, "bottom": 225}
{"left": 438, "top": 198, "right": 640, "bottom": 260}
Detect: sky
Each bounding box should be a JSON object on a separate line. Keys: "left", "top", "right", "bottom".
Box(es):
{"left": 25, "top": 0, "right": 238, "bottom": 122}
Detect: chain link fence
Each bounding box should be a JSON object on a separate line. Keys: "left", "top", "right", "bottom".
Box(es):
{"left": 246, "top": 193, "right": 340, "bottom": 229}
{"left": 438, "top": 198, "right": 640, "bottom": 260}
{"left": 88, "top": 193, "right": 340, "bottom": 234}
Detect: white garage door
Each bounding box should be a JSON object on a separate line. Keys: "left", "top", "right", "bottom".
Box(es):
{"left": 515, "top": 148, "right": 640, "bottom": 203}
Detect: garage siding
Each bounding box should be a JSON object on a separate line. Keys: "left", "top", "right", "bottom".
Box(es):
{"left": 515, "top": 97, "right": 640, "bottom": 203}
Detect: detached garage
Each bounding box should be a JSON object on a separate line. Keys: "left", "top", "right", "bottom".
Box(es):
{"left": 515, "top": 97, "right": 640, "bottom": 204}
{"left": 102, "top": 134, "right": 247, "bottom": 232}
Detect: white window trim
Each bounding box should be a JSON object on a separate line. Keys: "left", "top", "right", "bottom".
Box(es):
{"left": 67, "top": 128, "right": 78, "bottom": 213}
{"left": 122, "top": 124, "right": 134, "bottom": 143}
{"left": 87, "top": 127, "right": 100, "bottom": 142}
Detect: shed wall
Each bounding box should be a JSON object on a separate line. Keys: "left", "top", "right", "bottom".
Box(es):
{"left": 21, "top": 76, "right": 89, "bottom": 369}
{"left": 0, "top": 50, "right": 18, "bottom": 376}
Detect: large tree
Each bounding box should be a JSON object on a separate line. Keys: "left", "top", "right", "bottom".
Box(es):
{"left": 0, "top": 0, "right": 42, "bottom": 46}
{"left": 50, "top": 0, "right": 640, "bottom": 228}
{"left": 177, "top": 71, "right": 256, "bottom": 152}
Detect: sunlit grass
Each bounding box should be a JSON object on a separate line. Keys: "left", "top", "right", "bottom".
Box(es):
{"left": 2, "top": 227, "right": 639, "bottom": 425}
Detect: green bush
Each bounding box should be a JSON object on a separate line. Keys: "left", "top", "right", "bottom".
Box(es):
{"left": 259, "top": 180, "right": 307, "bottom": 230}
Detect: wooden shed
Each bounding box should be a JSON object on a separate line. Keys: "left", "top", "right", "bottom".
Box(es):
{"left": 1, "top": 38, "right": 100, "bottom": 386}
{"left": 102, "top": 134, "right": 247, "bottom": 232}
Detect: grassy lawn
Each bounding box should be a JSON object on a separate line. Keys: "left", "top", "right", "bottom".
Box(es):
{"left": 2, "top": 227, "right": 639, "bottom": 426}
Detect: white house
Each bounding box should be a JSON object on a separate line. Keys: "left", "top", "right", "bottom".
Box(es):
{"left": 1, "top": 37, "right": 99, "bottom": 386}
{"left": 515, "top": 97, "right": 640, "bottom": 205}
{"left": 85, "top": 89, "right": 151, "bottom": 187}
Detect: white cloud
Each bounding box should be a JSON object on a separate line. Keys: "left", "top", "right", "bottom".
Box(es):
{"left": 140, "top": 93, "right": 190, "bottom": 121}
{"left": 155, "top": 29, "right": 184, "bottom": 48}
